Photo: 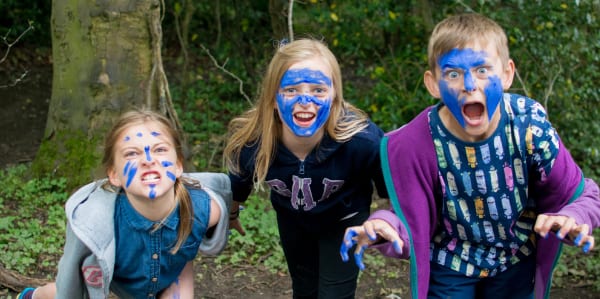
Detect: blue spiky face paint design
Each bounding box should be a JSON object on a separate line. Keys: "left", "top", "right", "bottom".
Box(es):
{"left": 276, "top": 68, "right": 333, "bottom": 137}
{"left": 116, "top": 128, "right": 179, "bottom": 200}
{"left": 438, "top": 48, "right": 503, "bottom": 128}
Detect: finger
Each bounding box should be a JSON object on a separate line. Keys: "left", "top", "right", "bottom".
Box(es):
{"left": 392, "top": 239, "right": 403, "bottom": 255}
{"left": 363, "top": 221, "right": 377, "bottom": 241}
{"left": 340, "top": 229, "right": 358, "bottom": 262}
{"left": 534, "top": 214, "right": 555, "bottom": 238}
{"left": 582, "top": 236, "right": 594, "bottom": 253}
{"left": 573, "top": 224, "right": 590, "bottom": 246}
{"left": 555, "top": 217, "right": 576, "bottom": 240}
{"left": 354, "top": 244, "right": 368, "bottom": 271}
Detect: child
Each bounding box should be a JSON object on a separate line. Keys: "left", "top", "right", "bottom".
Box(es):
{"left": 340, "top": 13, "right": 600, "bottom": 299}
{"left": 18, "top": 109, "right": 232, "bottom": 299}
{"left": 223, "top": 38, "right": 388, "bottom": 298}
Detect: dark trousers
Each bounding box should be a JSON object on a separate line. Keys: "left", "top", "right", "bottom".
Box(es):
{"left": 276, "top": 210, "right": 368, "bottom": 299}
{"left": 428, "top": 253, "right": 535, "bottom": 299}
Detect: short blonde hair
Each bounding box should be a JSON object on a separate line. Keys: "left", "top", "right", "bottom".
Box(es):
{"left": 427, "top": 13, "right": 510, "bottom": 73}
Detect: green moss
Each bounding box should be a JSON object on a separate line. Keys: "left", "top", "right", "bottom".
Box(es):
{"left": 31, "top": 130, "right": 102, "bottom": 190}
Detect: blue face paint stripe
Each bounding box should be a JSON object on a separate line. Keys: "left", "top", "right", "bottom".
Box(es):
{"left": 280, "top": 68, "right": 332, "bottom": 87}
{"left": 125, "top": 163, "right": 138, "bottom": 188}
{"left": 166, "top": 171, "right": 176, "bottom": 182}
{"left": 161, "top": 161, "right": 174, "bottom": 167}
{"left": 144, "top": 146, "right": 152, "bottom": 162}
{"left": 124, "top": 136, "right": 130, "bottom": 142}
{"left": 123, "top": 161, "right": 132, "bottom": 176}
{"left": 148, "top": 185, "right": 156, "bottom": 199}
{"left": 136, "top": 132, "right": 143, "bottom": 137}
{"left": 151, "top": 131, "right": 160, "bottom": 137}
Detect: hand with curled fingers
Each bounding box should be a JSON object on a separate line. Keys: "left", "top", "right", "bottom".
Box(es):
{"left": 340, "top": 219, "right": 404, "bottom": 270}
{"left": 534, "top": 214, "right": 595, "bottom": 253}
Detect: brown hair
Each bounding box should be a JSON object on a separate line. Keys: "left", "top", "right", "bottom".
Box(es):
{"left": 427, "top": 13, "right": 511, "bottom": 74}
{"left": 102, "top": 109, "right": 194, "bottom": 254}
{"left": 223, "top": 38, "right": 368, "bottom": 185}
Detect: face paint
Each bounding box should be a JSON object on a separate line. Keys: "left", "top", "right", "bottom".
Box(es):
{"left": 144, "top": 145, "right": 152, "bottom": 161}
{"left": 438, "top": 48, "right": 503, "bottom": 127}
{"left": 124, "top": 160, "right": 138, "bottom": 188}
{"left": 277, "top": 68, "right": 333, "bottom": 137}
{"left": 149, "top": 185, "right": 156, "bottom": 199}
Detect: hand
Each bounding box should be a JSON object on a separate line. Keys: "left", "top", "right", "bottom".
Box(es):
{"left": 339, "top": 219, "right": 403, "bottom": 270}
{"left": 229, "top": 217, "right": 246, "bottom": 236}
{"left": 534, "top": 214, "right": 595, "bottom": 253}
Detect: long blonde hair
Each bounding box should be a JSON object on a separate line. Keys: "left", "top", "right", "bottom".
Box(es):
{"left": 102, "top": 109, "right": 195, "bottom": 254}
{"left": 224, "top": 38, "right": 368, "bottom": 186}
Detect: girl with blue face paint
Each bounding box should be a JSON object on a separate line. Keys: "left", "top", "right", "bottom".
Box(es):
{"left": 225, "top": 39, "right": 388, "bottom": 298}
{"left": 18, "top": 109, "right": 231, "bottom": 299}
{"left": 341, "top": 13, "right": 600, "bottom": 299}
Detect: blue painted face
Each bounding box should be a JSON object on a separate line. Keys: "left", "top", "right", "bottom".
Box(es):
{"left": 438, "top": 48, "right": 503, "bottom": 128}
{"left": 121, "top": 131, "right": 177, "bottom": 200}
{"left": 276, "top": 68, "right": 333, "bottom": 137}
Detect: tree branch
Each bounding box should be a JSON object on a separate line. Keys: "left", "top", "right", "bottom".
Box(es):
{"left": 200, "top": 44, "right": 251, "bottom": 104}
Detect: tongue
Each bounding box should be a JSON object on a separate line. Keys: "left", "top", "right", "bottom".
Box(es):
{"left": 464, "top": 103, "right": 484, "bottom": 119}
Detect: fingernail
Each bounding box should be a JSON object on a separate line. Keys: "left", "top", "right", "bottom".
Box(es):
{"left": 368, "top": 232, "right": 376, "bottom": 241}
{"left": 555, "top": 231, "right": 563, "bottom": 240}
{"left": 574, "top": 233, "right": 583, "bottom": 246}
{"left": 393, "top": 240, "right": 403, "bottom": 254}
{"left": 583, "top": 241, "right": 591, "bottom": 254}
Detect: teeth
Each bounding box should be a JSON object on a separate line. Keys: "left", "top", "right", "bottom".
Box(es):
{"left": 142, "top": 173, "right": 160, "bottom": 181}
{"left": 295, "top": 112, "right": 313, "bottom": 119}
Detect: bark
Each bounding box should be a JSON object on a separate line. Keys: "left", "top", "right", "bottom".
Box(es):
{"left": 33, "top": 0, "right": 183, "bottom": 188}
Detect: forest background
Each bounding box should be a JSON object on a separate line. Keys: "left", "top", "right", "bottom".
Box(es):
{"left": 0, "top": 0, "right": 599, "bottom": 298}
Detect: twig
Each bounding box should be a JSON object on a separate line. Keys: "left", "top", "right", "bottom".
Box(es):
{"left": 0, "top": 22, "right": 34, "bottom": 64}
{"left": 199, "top": 44, "right": 251, "bottom": 104}
{"left": 288, "top": 0, "right": 295, "bottom": 41}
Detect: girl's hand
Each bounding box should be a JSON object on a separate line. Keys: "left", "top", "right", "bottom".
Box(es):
{"left": 340, "top": 219, "right": 403, "bottom": 270}
{"left": 534, "top": 214, "right": 595, "bottom": 253}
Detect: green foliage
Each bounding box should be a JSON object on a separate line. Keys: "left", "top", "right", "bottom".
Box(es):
{"left": 0, "top": 165, "right": 67, "bottom": 277}
{"left": 214, "top": 193, "right": 287, "bottom": 274}
{"left": 553, "top": 230, "right": 600, "bottom": 291}
{"left": 31, "top": 130, "right": 101, "bottom": 190}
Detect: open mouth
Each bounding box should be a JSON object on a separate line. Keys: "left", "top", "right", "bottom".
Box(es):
{"left": 462, "top": 102, "right": 485, "bottom": 125}
{"left": 141, "top": 171, "right": 161, "bottom": 184}
{"left": 293, "top": 112, "right": 315, "bottom": 126}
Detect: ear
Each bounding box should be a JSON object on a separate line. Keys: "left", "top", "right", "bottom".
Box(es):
{"left": 424, "top": 70, "right": 441, "bottom": 99}
{"left": 175, "top": 161, "right": 184, "bottom": 178}
{"left": 108, "top": 168, "right": 122, "bottom": 187}
{"left": 502, "top": 59, "right": 516, "bottom": 90}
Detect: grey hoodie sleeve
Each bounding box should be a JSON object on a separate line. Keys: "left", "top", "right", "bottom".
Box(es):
{"left": 186, "top": 172, "right": 232, "bottom": 256}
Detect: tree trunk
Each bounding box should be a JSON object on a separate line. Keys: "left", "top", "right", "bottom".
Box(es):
{"left": 33, "top": 0, "right": 182, "bottom": 189}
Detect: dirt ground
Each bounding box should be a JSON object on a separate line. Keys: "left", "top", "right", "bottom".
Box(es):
{"left": 0, "top": 64, "right": 597, "bottom": 299}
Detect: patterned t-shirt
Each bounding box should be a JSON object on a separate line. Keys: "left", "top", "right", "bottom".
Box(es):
{"left": 429, "top": 93, "right": 560, "bottom": 277}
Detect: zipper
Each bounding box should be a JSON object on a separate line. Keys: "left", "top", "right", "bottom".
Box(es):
{"left": 299, "top": 160, "right": 305, "bottom": 175}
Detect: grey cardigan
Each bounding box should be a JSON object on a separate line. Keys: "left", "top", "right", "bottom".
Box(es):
{"left": 54, "top": 172, "right": 232, "bottom": 299}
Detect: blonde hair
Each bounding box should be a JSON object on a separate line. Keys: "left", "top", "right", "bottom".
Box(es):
{"left": 102, "top": 109, "right": 195, "bottom": 254}
{"left": 224, "top": 38, "right": 368, "bottom": 185}
{"left": 427, "top": 13, "right": 510, "bottom": 74}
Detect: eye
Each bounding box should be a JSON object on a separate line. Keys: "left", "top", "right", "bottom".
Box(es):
{"left": 124, "top": 150, "right": 138, "bottom": 158}
{"left": 476, "top": 67, "right": 489, "bottom": 76}
{"left": 155, "top": 146, "right": 169, "bottom": 153}
{"left": 281, "top": 87, "right": 297, "bottom": 96}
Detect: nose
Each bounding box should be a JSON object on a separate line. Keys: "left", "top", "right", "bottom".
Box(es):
{"left": 296, "top": 94, "right": 312, "bottom": 105}
{"left": 464, "top": 71, "right": 476, "bottom": 92}
{"left": 142, "top": 146, "right": 156, "bottom": 165}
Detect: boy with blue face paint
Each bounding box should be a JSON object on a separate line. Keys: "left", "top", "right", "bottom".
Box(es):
{"left": 340, "top": 13, "right": 600, "bottom": 299}
{"left": 224, "top": 39, "right": 388, "bottom": 298}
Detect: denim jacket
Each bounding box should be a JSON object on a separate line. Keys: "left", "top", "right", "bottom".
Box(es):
{"left": 54, "top": 172, "right": 232, "bottom": 299}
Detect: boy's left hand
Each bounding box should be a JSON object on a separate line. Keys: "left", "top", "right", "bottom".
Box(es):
{"left": 534, "top": 214, "right": 595, "bottom": 253}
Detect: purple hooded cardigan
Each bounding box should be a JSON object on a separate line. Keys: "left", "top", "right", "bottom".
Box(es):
{"left": 371, "top": 106, "right": 600, "bottom": 299}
